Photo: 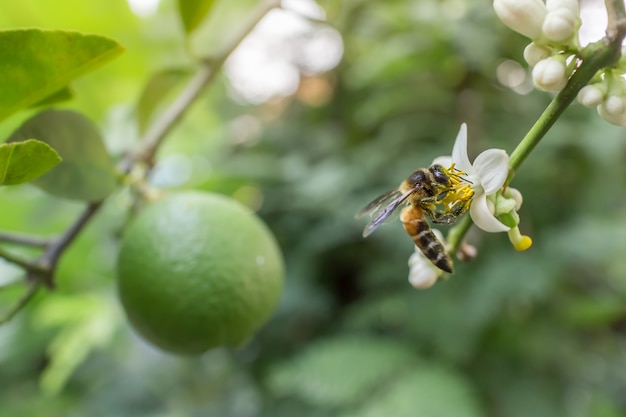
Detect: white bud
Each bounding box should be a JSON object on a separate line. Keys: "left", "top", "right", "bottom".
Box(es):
{"left": 604, "top": 95, "right": 624, "bottom": 114}
{"left": 598, "top": 96, "right": 626, "bottom": 126}
{"left": 577, "top": 84, "right": 605, "bottom": 108}
{"left": 542, "top": 8, "right": 578, "bottom": 41}
{"left": 408, "top": 259, "right": 439, "bottom": 289}
{"left": 532, "top": 57, "right": 567, "bottom": 92}
{"left": 493, "top": 0, "right": 547, "bottom": 40}
{"left": 407, "top": 233, "right": 445, "bottom": 289}
{"left": 524, "top": 42, "right": 551, "bottom": 66}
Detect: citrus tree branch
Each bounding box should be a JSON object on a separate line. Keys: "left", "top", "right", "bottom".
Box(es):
{"left": 0, "top": 246, "right": 47, "bottom": 273}
{"left": 0, "top": 0, "right": 281, "bottom": 319}
{"left": 448, "top": 0, "right": 626, "bottom": 257}
{"left": 0, "top": 279, "right": 40, "bottom": 325}
{"left": 133, "top": 0, "right": 281, "bottom": 167}
{"left": 446, "top": 214, "right": 473, "bottom": 256}
{"left": 0, "top": 231, "right": 51, "bottom": 248}
{"left": 35, "top": 201, "right": 103, "bottom": 288}
{"left": 506, "top": 38, "right": 623, "bottom": 182}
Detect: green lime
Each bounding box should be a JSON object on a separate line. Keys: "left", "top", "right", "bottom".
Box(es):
{"left": 116, "top": 191, "right": 284, "bottom": 355}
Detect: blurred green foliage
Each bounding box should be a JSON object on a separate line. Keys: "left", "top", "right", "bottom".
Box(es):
{"left": 1, "top": 0, "right": 626, "bottom": 416}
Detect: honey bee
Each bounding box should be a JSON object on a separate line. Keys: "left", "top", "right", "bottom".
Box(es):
{"left": 357, "top": 164, "right": 473, "bottom": 273}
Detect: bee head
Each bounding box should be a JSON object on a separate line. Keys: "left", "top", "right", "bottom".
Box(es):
{"left": 429, "top": 164, "right": 450, "bottom": 185}
{"left": 406, "top": 169, "right": 428, "bottom": 187}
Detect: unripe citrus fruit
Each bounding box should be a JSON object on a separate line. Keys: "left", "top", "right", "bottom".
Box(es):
{"left": 116, "top": 191, "right": 284, "bottom": 355}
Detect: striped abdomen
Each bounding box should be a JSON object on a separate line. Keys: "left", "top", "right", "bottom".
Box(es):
{"left": 400, "top": 205, "right": 453, "bottom": 273}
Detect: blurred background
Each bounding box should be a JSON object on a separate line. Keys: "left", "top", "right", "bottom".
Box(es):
{"left": 1, "top": 0, "right": 626, "bottom": 416}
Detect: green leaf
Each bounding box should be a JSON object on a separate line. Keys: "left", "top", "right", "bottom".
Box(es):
{"left": 34, "top": 294, "right": 117, "bottom": 396}
{"left": 177, "top": 0, "right": 216, "bottom": 33}
{"left": 268, "top": 337, "right": 416, "bottom": 407}
{"left": 343, "top": 366, "right": 485, "bottom": 417}
{"left": 32, "top": 87, "right": 74, "bottom": 107}
{"left": 137, "top": 68, "right": 190, "bottom": 134}
{"left": 7, "top": 109, "right": 117, "bottom": 201}
{"left": 0, "top": 139, "right": 61, "bottom": 186}
{"left": 0, "top": 29, "right": 124, "bottom": 122}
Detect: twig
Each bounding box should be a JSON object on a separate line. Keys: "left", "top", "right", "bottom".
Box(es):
{"left": 0, "top": 232, "right": 51, "bottom": 248}
{"left": 506, "top": 2, "right": 624, "bottom": 181}
{"left": 37, "top": 201, "right": 103, "bottom": 288}
{"left": 133, "top": 0, "right": 282, "bottom": 168}
{"left": 0, "top": 279, "right": 40, "bottom": 325}
{"left": 448, "top": 0, "right": 626, "bottom": 257}
{"left": 606, "top": 0, "right": 626, "bottom": 41}
{"left": 0, "top": 0, "right": 282, "bottom": 321}
{"left": 0, "top": 247, "right": 47, "bottom": 274}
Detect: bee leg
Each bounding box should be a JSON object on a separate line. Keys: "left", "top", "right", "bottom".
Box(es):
{"left": 447, "top": 199, "right": 470, "bottom": 218}
{"left": 430, "top": 212, "right": 458, "bottom": 224}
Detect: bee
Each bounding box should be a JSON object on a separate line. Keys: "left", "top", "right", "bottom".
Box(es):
{"left": 356, "top": 164, "right": 473, "bottom": 273}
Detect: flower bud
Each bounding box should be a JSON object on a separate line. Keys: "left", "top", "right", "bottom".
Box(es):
{"left": 577, "top": 84, "right": 605, "bottom": 108}
{"left": 603, "top": 95, "right": 624, "bottom": 114}
{"left": 542, "top": 8, "right": 578, "bottom": 41}
{"left": 493, "top": 0, "right": 547, "bottom": 39}
{"left": 598, "top": 96, "right": 626, "bottom": 126}
{"left": 532, "top": 56, "right": 567, "bottom": 92}
{"left": 408, "top": 250, "right": 440, "bottom": 289}
{"left": 524, "top": 42, "right": 551, "bottom": 66}
{"left": 408, "top": 262, "right": 439, "bottom": 289}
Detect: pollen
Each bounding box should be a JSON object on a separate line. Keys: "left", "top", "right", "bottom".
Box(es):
{"left": 457, "top": 184, "right": 474, "bottom": 201}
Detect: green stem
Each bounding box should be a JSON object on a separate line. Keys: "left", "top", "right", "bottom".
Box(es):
{"left": 447, "top": 214, "right": 473, "bottom": 253}
{"left": 0, "top": 280, "right": 40, "bottom": 325}
{"left": 506, "top": 39, "right": 622, "bottom": 184}
{"left": 133, "top": 0, "right": 281, "bottom": 168}
{"left": 448, "top": 0, "right": 626, "bottom": 257}
{"left": 0, "top": 232, "right": 51, "bottom": 248}
{"left": 0, "top": 247, "right": 47, "bottom": 274}
{"left": 0, "top": 0, "right": 282, "bottom": 323}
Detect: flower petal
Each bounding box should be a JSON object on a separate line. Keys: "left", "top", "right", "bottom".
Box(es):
{"left": 472, "top": 149, "right": 509, "bottom": 194}
{"left": 432, "top": 155, "right": 453, "bottom": 167}
{"left": 451, "top": 123, "right": 473, "bottom": 173}
{"left": 470, "top": 194, "right": 510, "bottom": 232}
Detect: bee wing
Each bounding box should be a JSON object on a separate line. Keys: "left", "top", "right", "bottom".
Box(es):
{"left": 357, "top": 188, "right": 415, "bottom": 238}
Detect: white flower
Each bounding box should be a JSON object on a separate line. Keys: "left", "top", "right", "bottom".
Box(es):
{"left": 493, "top": 0, "right": 547, "bottom": 40}
{"left": 532, "top": 56, "right": 568, "bottom": 92}
{"left": 434, "top": 124, "right": 510, "bottom": 233}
